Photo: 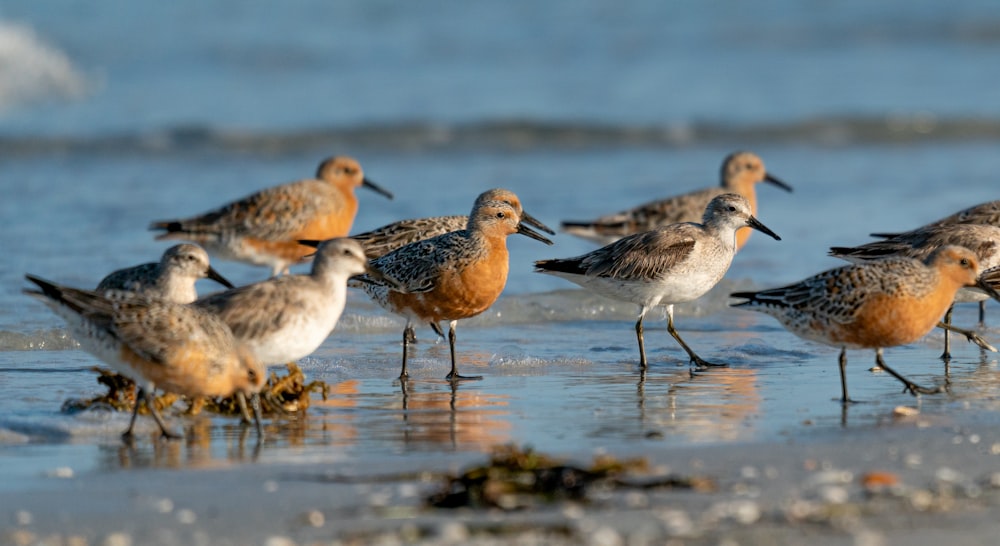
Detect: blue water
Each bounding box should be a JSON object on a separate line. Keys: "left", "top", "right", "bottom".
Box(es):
{"left": 3, "top": 0, "right": 1000, "bottom": 487}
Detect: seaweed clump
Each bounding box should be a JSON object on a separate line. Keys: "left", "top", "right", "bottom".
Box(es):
{"left": 61, "top": 362, "right": 328, "bottom": 418}
{"left": 426, "top": 444, "right": 715, "bottom": 510}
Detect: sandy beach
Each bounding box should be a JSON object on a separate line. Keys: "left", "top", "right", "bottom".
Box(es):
{"left": 7, "top": 1, "right": 1000, "bottom": 544}
{"left": 5, "top": 415, "right": 1000, "bottom": 546}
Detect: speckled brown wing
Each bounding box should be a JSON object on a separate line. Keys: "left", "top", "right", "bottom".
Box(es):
{"left": 195, "top": 277, "right": 306, "bottom": 339}
{"left": 108, "top": 299, "right": 234, "bottom": 369}
{"left": 833, "top": 224, "right": 1000, "bottom": 264}
{"left": 96, "top": 263, "right": 158, "bottom": 293}
{"left": 225, "top": 180, "right": 340, "bottom": 240}
{"left": 930, "top": 200, "right": 1000, "bottom": 228}
{"left": 154, "top": 179, "right": 337, "bottom": 241}
{"left": 564, "top": 188, "right": 723, "bottom": 238}
{"left": 737, "top": 258, "right": 936, "bottom": 325}
{"left": 366, "top": 231, "right": 476, "bottom": 294}
{"left": 352, "top": 215, "right": 467, "bottom": 259}
{"left": 584, "top": 228, "right": 697, "bottom": 281}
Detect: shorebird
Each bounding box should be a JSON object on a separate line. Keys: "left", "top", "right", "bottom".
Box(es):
{"left": 351, "top": 187, "right": 555, "bottom": 259}
{"left": 348, "top": 188, "right": 555, "bottom": 342}
{"left": 869, "top": 199, "right": 1000, "bottom": 325}
{"left": 95, "top": 244, "right": 257, "bottom": 423}
{"left": 537, "top": 193, "right": 780, "bottom": 370}
{"left": 560, "top": 151, "right": 791, "bottom": 248}
{"left": 871, "top": 200, "right": 1000, "bottom": 239}
{"left": 731, "top": 245, "right": 1000, "bottom": 402}
{"left": 981, "top": 264, "right": 1000, "bottom": 298}
{"left": 830, "top": 223, "right": 1000, "bottom": 359}
{"left": 24, "top": 275, "right": 266, "bottom": 439}
{"left": 350, "top": 192, "right": 553, "bottom": 381}
{"left": 150, "top": 156, "right": 393, "bottom": 276}
{"left": 195, "top": 238, "right": 400, "bottom": 367}
{"left": 97, "top": 243, "right": 233, "bottom": 304}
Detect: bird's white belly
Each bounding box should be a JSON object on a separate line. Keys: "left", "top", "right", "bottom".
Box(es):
{"left": 245, "top": 310, "right": 343, "bottom": 365}
{"left": 570, "top": 266, "right": 723, "bottom": 308}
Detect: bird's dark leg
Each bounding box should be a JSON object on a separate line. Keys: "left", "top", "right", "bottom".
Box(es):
{"left": 445, "top": 320, "right": 482, "bottom": 382}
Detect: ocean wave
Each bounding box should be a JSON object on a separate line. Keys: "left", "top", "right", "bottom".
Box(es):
{"left": 0, "top": 328, "right": 80, "bottom": 351}
{"left": 0, "top": 21, "right": 88, "bottom": 112}
{"left": 3, "top": 114, "right": 999, "bottom": 156}
{"left": 5, "top": 282, "right": 756, "bottom": 351}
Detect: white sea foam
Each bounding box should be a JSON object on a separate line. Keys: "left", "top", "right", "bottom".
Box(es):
{"left": 0, "top": 20, "right": 88, "bottom": 112}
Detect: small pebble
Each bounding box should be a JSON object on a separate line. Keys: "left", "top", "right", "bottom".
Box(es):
{"left": 935, "top": 467, "right": 963, "bottom": 484}
{"left": 153, "top": 498, "right": 174, "bottom": 514}
{"left": 47, "top": 467, "right": 74, "bottom": 479}
{"left": 15, "top": 510, "right": 32, "bottom": 525}
{"left": 562, "top": 504, "right": 585, "bottom": 519}
{"left": 103, "top": 532, "right": 132, "bottom": 546}
{"left": 437, "top": 521, "right": 469, "bottom": 543}
{"left": 909, "top": 489, "right": 934, "bottom": 511}
{"left": 625, "top": 491, "right": 649, "bottom": 508}
{"left": 589, "top": 526, "right": 623, "bottom": 546}
{"left": 305, "top": 510, "right": 324, "bottom": 528}
{"left": 176, "top": 509, "right": 197, "bottom": 525}
{"left": 819, "top": 485, "right": 849, "bottom": 504}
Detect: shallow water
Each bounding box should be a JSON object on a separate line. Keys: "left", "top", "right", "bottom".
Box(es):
{"left": 3, "top": 0, "right": 1000, "bottom": 501}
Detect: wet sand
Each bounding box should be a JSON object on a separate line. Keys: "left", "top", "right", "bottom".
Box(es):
{"left": 4, "top": 407, "right": 1000, "bottom": 546}
{"left": 6, "top": 299, "right": 1000, "bottom": 545}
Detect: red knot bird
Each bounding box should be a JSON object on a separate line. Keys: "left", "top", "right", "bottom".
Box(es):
{"left": 350, "top": 187, "right": 554, "bottom": 343}
{"left": 350, "top": 191, "right": 553, "bottom": 381}
{"left": 24, "top": 275, "right": 266, "bottom": 440}
{"left": 351, "top": 187, "right": 554, "bottom": 260}
{"left": 560, "top": 151, "right": 790, "bottom": 248}
{"left": 830, "top": 223, "right": 1000, "bottom": 359}
{"left": 537, "top": 193, "right": 780, "bottom": 370}
{"left": 150, "top": 156, "right": 393, "bottom": 276}
{"left": 731, "top": 245, "right": 1000, "bottom": 403}
{"left": 871, "top": 199, "right": 1000, "bottom": 239}
{"left": 870, "top": 199, "right": 1000, "bottom": 325}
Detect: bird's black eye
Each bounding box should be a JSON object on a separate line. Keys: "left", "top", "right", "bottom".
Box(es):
{"left": 960, "top": 258, "right": 971, "bottom": 267}
{"left": 496, "top": 211, "right": 506, "bottom": 219}
{"left": 728, "top": 206, "right": 737, "bottom": 212}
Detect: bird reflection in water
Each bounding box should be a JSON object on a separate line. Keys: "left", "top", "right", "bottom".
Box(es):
{"left": 108, "top": 419, "right": 262, "bottom": 470}
{"left": 637, "top": 365, "right": 761, "bottom": 444}
{"left": 398, "top": 378, "right": 512, "bottom": 451}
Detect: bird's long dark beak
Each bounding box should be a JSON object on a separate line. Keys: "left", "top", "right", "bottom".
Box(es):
{"left": 520, "top": 210, "right": 556, "bottom": 235}
{"left": 764, "top": 173, "right": 793, "bottom": 192}
{"left": 517, "top": 222, "right": 554, "bottom": 245}
{"left": 206, "top": 266, "right": 235, "bottom": 289}
{"left": 746, "top": 216, "right": 781, "bottom": 241}
{"left": 250, "top": 392, "right": 264, "bottom": 438}
{"left": 362, "top": 178, "right": 394, "bottom": 200}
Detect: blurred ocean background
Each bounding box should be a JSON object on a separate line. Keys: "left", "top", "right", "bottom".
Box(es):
{"left": 3, "top": 0, "right": 1000, "bottom": 481}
